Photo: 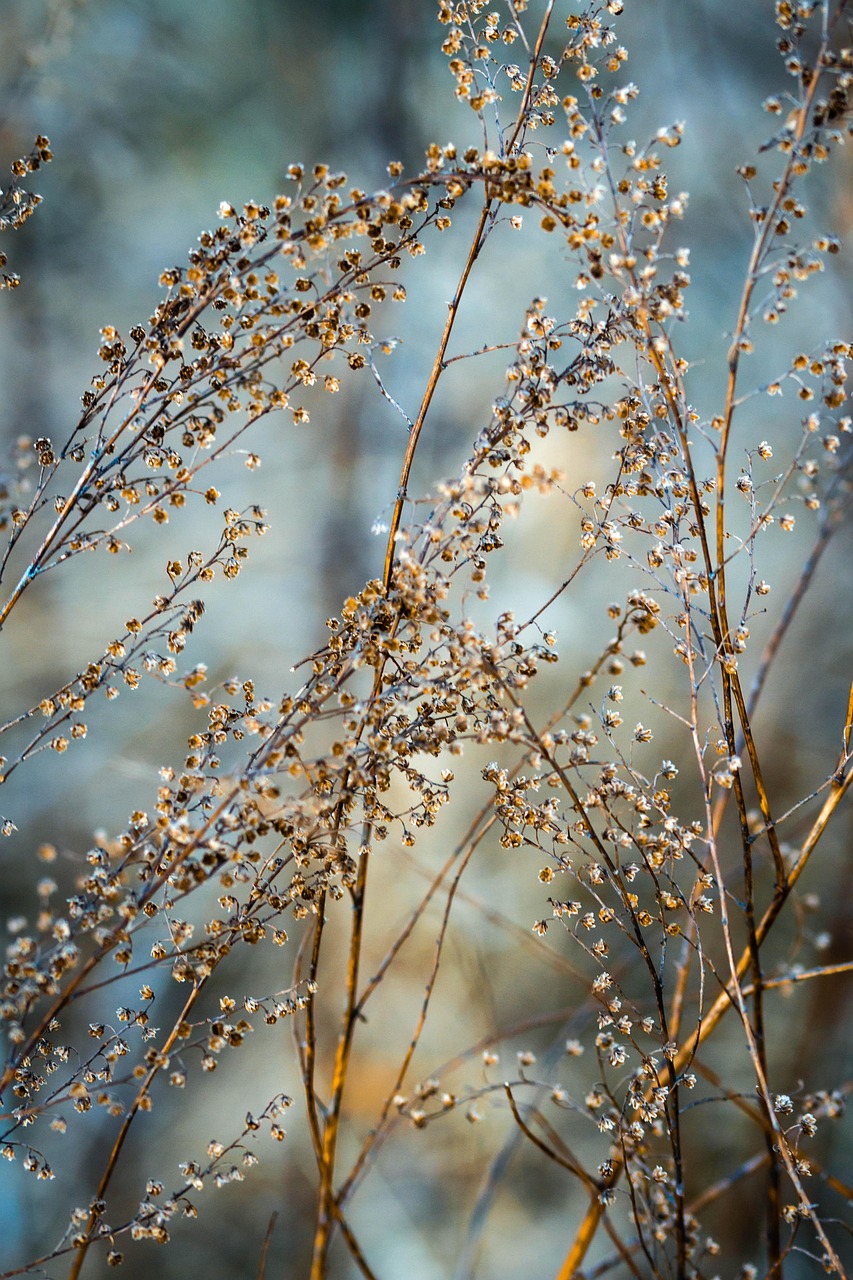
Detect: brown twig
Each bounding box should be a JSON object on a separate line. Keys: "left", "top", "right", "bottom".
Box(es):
{"left": 67, "top": 984, "right": 203, "bottom": 1280}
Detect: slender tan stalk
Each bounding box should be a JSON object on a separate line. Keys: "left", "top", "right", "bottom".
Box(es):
{"left": 255, "top": 1213, "right": 277, "bottom": 1280}
{"left": 308, "top": 15, "right": 566, "bottom": 1270}
{"left": 67, "top": 985, "right": 202, "bottom": 1280}
{"left": 309, "top": 846, "right": 371, "bottom": 1280}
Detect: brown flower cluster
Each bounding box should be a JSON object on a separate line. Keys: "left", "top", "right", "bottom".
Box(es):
{"left": 1, "top": 2, "right": 852, "bottom": 1279}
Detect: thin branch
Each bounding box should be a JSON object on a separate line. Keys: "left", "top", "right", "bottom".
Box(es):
{"left": 256, "top": 1213, "right": 278, "bottom": 1280}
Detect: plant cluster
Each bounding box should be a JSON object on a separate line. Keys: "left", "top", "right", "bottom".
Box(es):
{"left": 1, "top": 2, "right": 852, "bottom": 1278}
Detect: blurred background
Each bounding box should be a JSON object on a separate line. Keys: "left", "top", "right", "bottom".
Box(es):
{"left": 0, "top": 2, "right": 851, "bottom": 1277}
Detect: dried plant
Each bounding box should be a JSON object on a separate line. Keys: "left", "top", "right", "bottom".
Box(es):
{"left": 1, "top": 2, "right": 852, "bottom": 1278}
